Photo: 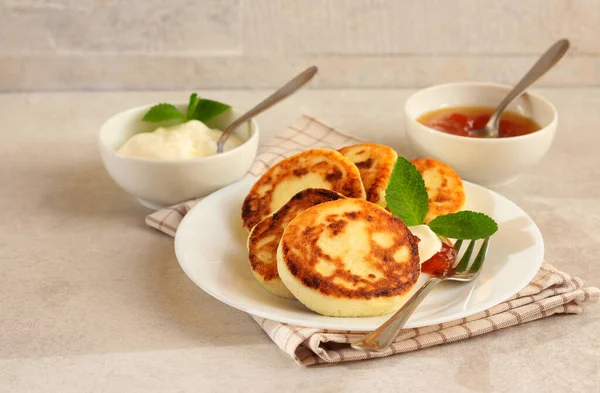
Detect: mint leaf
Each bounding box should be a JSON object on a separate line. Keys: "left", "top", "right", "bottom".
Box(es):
{"left": 385, "top": 157, "right": 429, "bottom": 226}
{"left": 142, "top": 103, "right": 185, "bottom": 123}
{"left": 428, "top": 211, "right": 498, "bottom": 240}
{"left": 189, "top": 98, "right": 231, "bottom": 123}
{"left": 186, "top": 93, "right": 200, "bottom": 121}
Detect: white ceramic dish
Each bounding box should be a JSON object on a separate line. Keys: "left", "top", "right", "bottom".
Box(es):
{"left": 405, "top": 82, "right": 557, "bottom": 187}
{"left": 99, "top": 104, "right": 259, "bottom": 209}
{"left": 174, "top": 177, "right": 544, "bottom": 331}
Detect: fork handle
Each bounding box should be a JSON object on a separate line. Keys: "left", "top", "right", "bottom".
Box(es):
{"left": 351, "top": 277, "right": 443, "bottom": 351}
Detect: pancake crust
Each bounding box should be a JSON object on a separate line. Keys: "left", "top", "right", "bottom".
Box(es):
{"left": 242, "top": 148, "right": 366, "bottom": 230}
{"left": 411, "top": 158, "right": 466, "bottom": 222}
{"left": 339, "top": 143, "right": 398, "bottom": 207}
{"left": 277, "top": 198, "right": 420, "bottom": 317}
{"left": 247, "top": 189, "right": 345, "bottom": 299}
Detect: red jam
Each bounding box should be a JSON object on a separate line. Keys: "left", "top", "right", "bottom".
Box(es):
{"left": 417, "top": 106, "right": 541, "bottom": 138}
{"left": 422, "top": 241, "right": 457, "bottom": 276}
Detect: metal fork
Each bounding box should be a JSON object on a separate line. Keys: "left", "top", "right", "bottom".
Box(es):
{"left": 351, "top": 238, "right": 490, "bottom": 351}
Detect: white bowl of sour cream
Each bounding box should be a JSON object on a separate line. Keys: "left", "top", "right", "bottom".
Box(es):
{"left": 99, "top": 104, "right": 259, "bottom": 209}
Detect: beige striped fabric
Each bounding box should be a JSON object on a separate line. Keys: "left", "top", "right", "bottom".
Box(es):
{"left": 254, "top": 263, "right": 598, "bottom": 365}
{"left": 146, "top": 115, "right": 599, "bottom": 366}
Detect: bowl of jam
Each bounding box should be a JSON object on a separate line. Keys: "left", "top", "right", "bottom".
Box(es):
{"left": 405, "top": 82, "right": 557, "bottom": 187}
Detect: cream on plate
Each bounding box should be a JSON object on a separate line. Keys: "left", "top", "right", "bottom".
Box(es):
{"left": 118, "top": 120, "right": 243, "bottom": 160}
{"left": 408, "top": 224, "right": 442, "bottom": 262}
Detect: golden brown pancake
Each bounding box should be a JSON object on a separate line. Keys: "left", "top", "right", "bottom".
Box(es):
{"left": 247, "top": 189, "right": 345, "bottom": 299}
{"left": 411, "top": 158, "right": 466, "bottom": 222}
{"left": 241, "top": 148, "right": 365, "bottom": 231}
{"left": 339, "top": 143, "right": 398, "bottom": 207}
{"left": 277, "top": 198, "right": 420, "bottom": 317}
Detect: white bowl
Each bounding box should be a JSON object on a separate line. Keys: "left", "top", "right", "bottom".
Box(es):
{"left": 405, "top": 82, "right": 558, "bottom": 187}
{"left": 99, "top": 104, "right": 259, "bottom": 209}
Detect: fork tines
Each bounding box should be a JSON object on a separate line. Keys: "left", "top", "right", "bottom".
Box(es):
{"left": 453, "top": 238, "right": 490, "bottom": 274}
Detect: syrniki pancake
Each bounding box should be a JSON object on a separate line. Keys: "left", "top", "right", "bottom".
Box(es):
{"left": 242, "top": 148, "right": 366, "bottom": 230}
{"left": 339, "top": 143, "right": 398, "bottom": 207}
{"left": 247, "top": 189, "right": 345, "bottom": 299}
{"left": 277, "top": 198, "right": 421, "bottom": 317}
{"left": 411, "top": 158, "right": 466, "bottom": 222}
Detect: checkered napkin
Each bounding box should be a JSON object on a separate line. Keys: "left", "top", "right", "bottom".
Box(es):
{"left": 146, "top": 115, "right": 599, "bottom": 366}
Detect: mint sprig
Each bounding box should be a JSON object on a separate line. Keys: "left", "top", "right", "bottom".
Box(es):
{"left": 429, "top": 211, "right": 498, "bottom": 240}
{"left": 385, "top": 157, "right": 429, "bottom": 226}
{"left": 385, "top": 157, "right": 499, "bottom": 240}
{"left": 142, "top": 93, "right": 231, "bottom": 125}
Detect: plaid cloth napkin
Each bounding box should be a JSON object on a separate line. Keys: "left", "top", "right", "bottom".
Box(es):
{"left": 146, "top": 115, "right": 599, "bottom": 366}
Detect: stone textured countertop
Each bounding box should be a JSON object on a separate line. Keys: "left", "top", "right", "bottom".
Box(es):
{"left": 0, "top": 89, "right": 598, "bottom": 392}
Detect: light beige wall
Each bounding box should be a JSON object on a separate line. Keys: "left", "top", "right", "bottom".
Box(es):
{"left": 1, "top": 0, "right": 599, "bottom": 91}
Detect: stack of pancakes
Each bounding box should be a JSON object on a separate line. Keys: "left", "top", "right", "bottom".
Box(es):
{"left": 242, "top": 144, "right": 465, "bottom": 317}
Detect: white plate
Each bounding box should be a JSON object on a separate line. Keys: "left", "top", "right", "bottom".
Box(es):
{"left": 175, "top": 178, "right": 544, "bottom": 331}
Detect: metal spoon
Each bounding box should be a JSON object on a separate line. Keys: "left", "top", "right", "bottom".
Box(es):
{"left": 468, "top": 39, "right": 569, "bottom": 138}
{"left": 216, "top": 66, "right": 318, "bottom": 153}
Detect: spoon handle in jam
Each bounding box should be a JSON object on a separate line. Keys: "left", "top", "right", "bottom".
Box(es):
{"left": 216, "top": 66, "right": 318, "bottom": 153}
{"left": 486, "top": 39, "right": 569, "bottom": 134}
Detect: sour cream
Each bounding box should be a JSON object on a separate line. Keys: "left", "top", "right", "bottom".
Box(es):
{"left": 118, "top": 120, "right": 243, "bottom": 160}
{"left": 408, "top": 224, "right": 443, "bottom": 263}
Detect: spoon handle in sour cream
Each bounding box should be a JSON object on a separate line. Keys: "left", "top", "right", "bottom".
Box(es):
{"left": 216, "top": 66, "right": 318, "bottom": 153}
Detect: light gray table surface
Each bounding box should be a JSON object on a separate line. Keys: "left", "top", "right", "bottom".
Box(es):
{"left": 0, "top": 89, "right": 598, "bottom": 392}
